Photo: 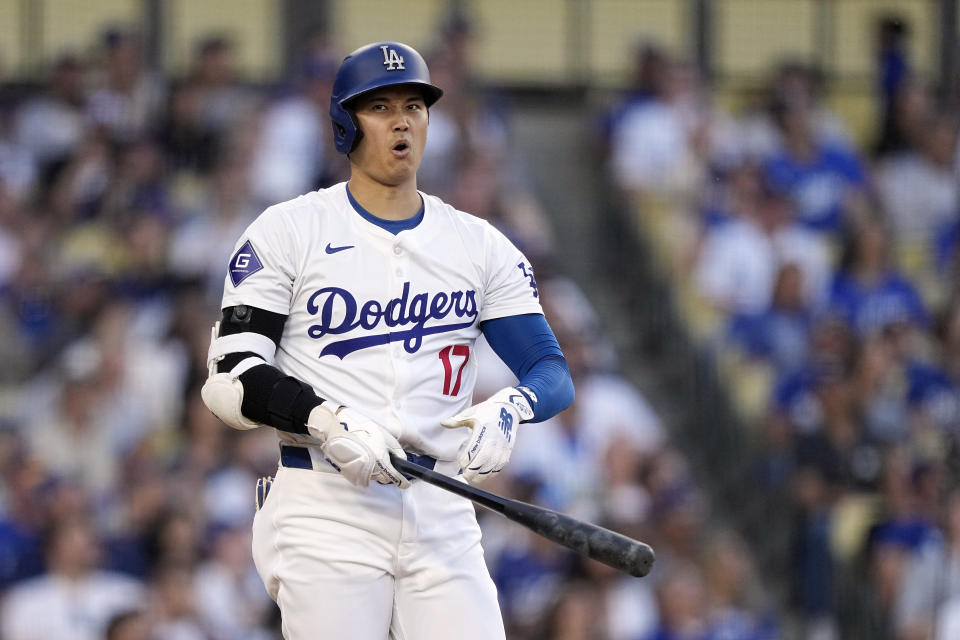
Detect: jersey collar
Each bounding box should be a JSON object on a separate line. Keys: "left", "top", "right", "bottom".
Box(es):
{"left": 346, "top": 185, "right": 425, "bottom": 235}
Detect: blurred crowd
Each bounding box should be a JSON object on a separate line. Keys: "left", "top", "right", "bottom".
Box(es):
{"left": 1, "top": 8, "right": 953, "bottom": 640}
{"left": 601, "top": 15, "right": 960, "bottom": 640}
{"left": 0, "top": 13, "right": 727, "bottom": 640}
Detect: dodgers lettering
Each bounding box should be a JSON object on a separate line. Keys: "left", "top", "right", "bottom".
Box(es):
{"left": 307, "top": 282, "right": 478, "bottom": 358}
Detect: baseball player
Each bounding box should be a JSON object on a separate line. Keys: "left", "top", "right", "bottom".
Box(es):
{"left": 200, "top": 41, "right": 574, "bottom": 639}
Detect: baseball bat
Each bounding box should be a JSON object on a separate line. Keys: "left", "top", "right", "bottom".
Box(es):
{"left": 390, "top": 455, "right": 655, "bottom": 578}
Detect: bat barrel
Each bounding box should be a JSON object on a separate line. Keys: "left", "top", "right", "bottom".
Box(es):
{"left": 503, "top": 502, "right": 655, "bottom": 577}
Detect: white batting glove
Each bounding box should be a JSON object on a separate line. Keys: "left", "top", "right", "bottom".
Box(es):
{"left": 306, "top": 403, "right": 409, "bottom": 489}
{"left": 441, "top": 387, "right": 534, "bottom": 484}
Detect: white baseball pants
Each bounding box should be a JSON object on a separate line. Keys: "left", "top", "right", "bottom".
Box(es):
{"left": 252, "top": 462, "right": 506, "bottom": 639}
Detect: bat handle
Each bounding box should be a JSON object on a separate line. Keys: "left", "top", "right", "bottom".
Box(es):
{"left": 390, "top": 454, "right": 509, "bottom": 514}
{"left": 391, "top": 454, "right": 425, "bottom": 479}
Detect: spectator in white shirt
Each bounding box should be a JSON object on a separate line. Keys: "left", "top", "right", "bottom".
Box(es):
{"left": 86, "top": 29, "right": 165, "bottom": 144}
{"left": 895, "top": 487, "right": 960, "bottom": 640}
{"left": 250, "top": 55, "right": 339, "bottom": 205}
{"left": 696, "top": 178, "right": 831, "bottom": 315}
{"left": 0, "top": 515, "right": 145, "bottom": 640}
{"left": 14, "top": 55, "right": 87, "bottom": 172}
{"left": 877, "top": 112, "right": 958, "bottom": 240}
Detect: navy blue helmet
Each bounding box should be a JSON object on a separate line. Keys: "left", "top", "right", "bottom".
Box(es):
{"left": 330, "top": 42, "right": 443, "bottom": 154}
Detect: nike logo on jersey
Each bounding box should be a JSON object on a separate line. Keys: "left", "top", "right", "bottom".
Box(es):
{"left": 325, "top": 243, "right": 355, "bottom": 254}
{"left": 306, "top": 282, "right": 478, "bottom": 358}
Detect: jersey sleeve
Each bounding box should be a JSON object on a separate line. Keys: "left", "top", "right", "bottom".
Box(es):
{"left": 479, "top": 224, "right": 544, "bottom": 323}
{"left": 221, "top": 205, "right": 301, "bottom": 314}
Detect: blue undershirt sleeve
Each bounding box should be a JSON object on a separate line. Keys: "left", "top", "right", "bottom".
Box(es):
{"left": 480, "top": 313, "right": 575, "bottom": 423}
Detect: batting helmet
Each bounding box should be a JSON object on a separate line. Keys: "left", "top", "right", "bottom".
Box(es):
{"left": 330, "top": 42, "right": 443, "bottom": 154}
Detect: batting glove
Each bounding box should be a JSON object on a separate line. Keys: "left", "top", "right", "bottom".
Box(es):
{"left": 442, "top": 387, "right": 534, "bottom": 484}
{"left": 306, "top": 403, "right": 410, "bottom": 489}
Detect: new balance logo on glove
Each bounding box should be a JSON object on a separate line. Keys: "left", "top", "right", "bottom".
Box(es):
{"left": 498, "top": 408, "right": 513, "bottom": 439}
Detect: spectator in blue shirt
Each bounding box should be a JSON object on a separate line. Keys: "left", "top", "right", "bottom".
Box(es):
{"left": 764, "top": 100, "right": 867, "bottom": 233}
{"left": 727, "top": 263, "right": 815, "bottom": 375}
{"left": 828, "top": 222, "right": 928, "bottom": 336}
{"left": 772, "top": 317, "right": 854, "bottom": 435}
{"left": 903, "top": 300, "right": 960, "bottom": 436}
{"left": 873, "top": 16, "right": 917, "bottom": 157}
{"left": 642, "top": 563, "right": 710, "bottom": 640}
{"left": 905, "top": 360, "right": 960, "bottom": 433}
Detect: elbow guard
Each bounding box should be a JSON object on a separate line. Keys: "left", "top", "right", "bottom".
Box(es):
{"left": 201, "top": 309, "right": 325, "bottom": 433}
{"left": 202, "top": 321, "right": 267, "bottom": 430}
{"left": 201, "top": 371, "right": 262, "bottom": 431}
{"left": 201, "top": 363, "right": 323, "bottom": 434}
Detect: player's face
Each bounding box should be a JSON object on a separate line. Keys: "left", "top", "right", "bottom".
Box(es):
{"left": 350, "top": 86, "right": 428, "bottom": 187}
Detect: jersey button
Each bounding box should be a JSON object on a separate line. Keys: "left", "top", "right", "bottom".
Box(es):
{"left": 393, "top": 246, "right": 402, "bottom": 255}
{"left": 395, "top": 268, "right": 403, "bottom": 277}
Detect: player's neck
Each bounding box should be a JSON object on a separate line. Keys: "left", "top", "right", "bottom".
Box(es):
{"left": 347, "top": 174, "right": 421, "bottom": 221}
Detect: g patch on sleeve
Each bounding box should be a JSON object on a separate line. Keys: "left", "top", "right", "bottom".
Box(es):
{"left": 229, "top": 240, "right": 264, "bottom": 286}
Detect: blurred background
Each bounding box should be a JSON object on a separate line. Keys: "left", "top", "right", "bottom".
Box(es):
{"left": 0, "top": 0, "right": 958, "bottom": 639}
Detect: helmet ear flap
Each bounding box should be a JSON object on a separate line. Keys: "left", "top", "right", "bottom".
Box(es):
{"left": 347, "top": 109, "right": 363, "bottom": 153}
{"left": 330, "top": 101, "right": 359, "bottom": 154}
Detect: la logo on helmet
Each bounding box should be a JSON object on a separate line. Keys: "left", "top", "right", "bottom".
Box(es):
{"left": 380, "top": 45, "right": 405, "bottom": 70}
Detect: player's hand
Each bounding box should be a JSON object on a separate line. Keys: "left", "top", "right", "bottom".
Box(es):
{"left": 441, "top": 387, "right": 534, "bottom": 484}
{"left": 306, "top": 404, "right": 410, "bottom": 489}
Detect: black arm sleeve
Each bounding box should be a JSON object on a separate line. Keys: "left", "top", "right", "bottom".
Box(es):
{"left": 237, "top": 365, "right": 321, "bottom": 435}
{"left": 215, "top": 305, "right": 324, "bottom": 435}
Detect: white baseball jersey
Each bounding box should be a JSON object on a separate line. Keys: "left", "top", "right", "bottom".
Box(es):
{"left": 222, "top": 181, "right": 542, "bottom": 461}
